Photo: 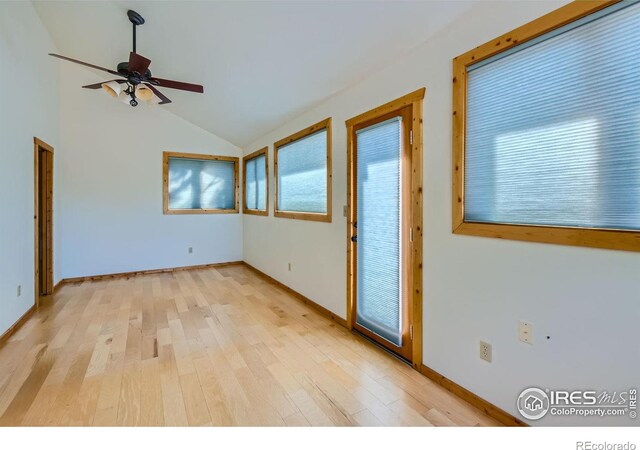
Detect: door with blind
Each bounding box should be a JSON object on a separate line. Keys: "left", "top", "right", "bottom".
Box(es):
{"left": 350, "top": 106, "right": 413, "bottom": 361}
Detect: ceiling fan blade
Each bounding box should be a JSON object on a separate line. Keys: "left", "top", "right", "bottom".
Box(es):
{"left": 82, "top": 79, "right": 127, "bottom": 89}
{"left": 49, "top": 53, "right": 121, "bottom": 76}
{"left": 148, "top": 77, "right": 204, "bottom": 93}
{"left": 145, "top": 84, "right": 172, "bottom": 104}
{"left": 128, "top": 52, "right": 151, "bottom": 75}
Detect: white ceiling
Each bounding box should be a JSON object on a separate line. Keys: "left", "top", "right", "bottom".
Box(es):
{"left": 33, "top": 1, "right": 472, "bottom": 147}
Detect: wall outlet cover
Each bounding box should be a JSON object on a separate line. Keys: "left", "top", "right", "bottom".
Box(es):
{"left": 480, "top": 341, "right": 492, "bottom": 363}
{"left": 519, "top": 321, "right": 533, "bottom": 345}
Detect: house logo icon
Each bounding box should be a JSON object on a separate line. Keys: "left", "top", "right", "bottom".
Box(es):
{"left": 525, "top": 395, "right": 543, "bottom": 411}
{"left": 517, "top": 388, "right": 550, "bottom": 420}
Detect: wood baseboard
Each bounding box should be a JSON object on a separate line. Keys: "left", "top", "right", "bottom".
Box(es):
{"left": 420, "top": 364, "right": 527, "bottom": 427}
{"left": 0, "top": 304, "right": 37, "bottom": 346}
{"left": 58, "top": 261, "right": 244, "bottom": 286}
{"left": 242, "top": 262, "right": 348, "bottom": 328}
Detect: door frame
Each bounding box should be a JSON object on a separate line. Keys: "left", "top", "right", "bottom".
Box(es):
{"left": 345, "top": 88, "right": 425, "bottom": 369}
{"left": 34, "top": 137, "right": 54, "bottom": 307}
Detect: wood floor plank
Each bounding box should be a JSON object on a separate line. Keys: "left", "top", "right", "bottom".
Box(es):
{"left": 0, "top": 265, "right": 503, "bottom": 427}
{"left": 140, "top": 358, "right": 165, "bottom": 426}
{"left": 282, "top": 411, "right": 310, "bottom": 426}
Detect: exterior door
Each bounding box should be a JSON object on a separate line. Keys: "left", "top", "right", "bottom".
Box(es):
{"left": 350, "top": 106, "right": 413, "bottom": 360}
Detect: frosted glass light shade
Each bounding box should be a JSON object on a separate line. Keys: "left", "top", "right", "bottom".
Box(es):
{"left": 101, "top": 81, "right": 122, "bottom": 98}
{"left": 136, "top": 84, "right": 154, "bottom": 101}
{"left": 118, "top": 92, "right": 131, "bottom": 104}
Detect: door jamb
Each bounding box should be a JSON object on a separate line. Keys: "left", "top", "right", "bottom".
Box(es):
{"left": 345, "top": 88, "right": 425, "bottom": 370}
{"left": 34, "top": 137, "right": 54, "bottom": 308}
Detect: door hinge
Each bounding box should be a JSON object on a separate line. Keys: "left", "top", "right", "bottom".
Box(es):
{"left": 409, "top": 130, "right": 413, "bottom": 145}
{"left": 410, "top": 324, "right": 414, "bottom": 340}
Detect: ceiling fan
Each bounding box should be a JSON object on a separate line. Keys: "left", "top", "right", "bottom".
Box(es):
{"left": 49, "top": 10, "right": 204, "bottom": 106}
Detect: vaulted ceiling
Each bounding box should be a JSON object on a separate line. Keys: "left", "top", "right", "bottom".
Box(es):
{"left": 33, "top": 1, "right": 472, "bottom": 147}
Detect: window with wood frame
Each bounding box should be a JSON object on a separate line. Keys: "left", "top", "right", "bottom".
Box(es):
{"left": 243, "top": 147, "right": 268, "bottom": 216}
{"left": 453, "top": 0, "right": 640, "bottom": 252}
{"left": 274, "top": 118, "right": 332, "bottom": 222}
{"left": 163, "top": 151, "right": 239, "bottom": 214}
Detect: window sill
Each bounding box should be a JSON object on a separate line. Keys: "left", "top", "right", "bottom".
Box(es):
{"left": 164, "top": 208, "right": 239, "bottom": 215}
{"left": 243, "top": 208, "right": 268, "bottom": 216}
{"left": 453, "top": 221, "right": 640, "bottom": 252}
{"left": 274, "top": 210, "right": 332, "bottom": 223}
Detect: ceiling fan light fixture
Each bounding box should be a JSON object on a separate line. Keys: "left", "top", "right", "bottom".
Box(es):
{"left": 101, "top": 80, "right": 122, "bottom": 98}
{"left": 49, "top": 10, "right": 202, "bottom": 107}
{"left": 135, "top": 84, "right": 154, "bottom": 101}
{"left": 118, "top": 91, "right": 132, "bottom": 104}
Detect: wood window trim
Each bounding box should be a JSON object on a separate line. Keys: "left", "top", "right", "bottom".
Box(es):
{"left": 273, "top": 117, "right": 332, "bottom": 223}
{"left": 345, "top": 88, "right": 425, "bottom": 369}
{"left": 242, "top": 147, "right": 269, "bottom": 216}
{"left": 163, "top": 151, "right": 239, "bottom": 215}
{"left": 452, "top": 0, "right": 640, "bottom": 253}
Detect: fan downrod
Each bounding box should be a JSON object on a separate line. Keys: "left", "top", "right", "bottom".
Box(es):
{"left": 128, "top": 10, "right": 145, "bottom": 53}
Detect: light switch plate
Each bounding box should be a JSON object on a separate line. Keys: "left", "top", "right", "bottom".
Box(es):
{"left": 519, "top": 321, "right": 533, "bottom": 345}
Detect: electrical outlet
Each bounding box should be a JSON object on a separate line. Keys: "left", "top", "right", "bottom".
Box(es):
{"left": 288, "top": 263, "right": 292, "bottom": 271}
{"left": 519, "top": 320, "right": 533, "bottom": 345}
{"left": 17, "top": 285, "right": 21, "bottom": 297}
{"left": 188, "top": 247, "right": 193, "bottom": 254}
{"left": 479, "top": 341, "right": 492, "bottom": 363}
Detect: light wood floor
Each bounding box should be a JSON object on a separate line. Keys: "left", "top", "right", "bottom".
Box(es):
{"left": 0, "top": 264, "right": 500, "bottom": 426}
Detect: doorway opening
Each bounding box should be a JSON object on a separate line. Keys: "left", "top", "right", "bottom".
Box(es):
{"left": 34, "top": 137, "right": 54, "bottom": 307}
{"left": 346, "top": 89, "right": 424, "bottom": 368}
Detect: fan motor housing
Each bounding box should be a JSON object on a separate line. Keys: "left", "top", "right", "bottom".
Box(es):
{"left": 117, "top": 62, "right": 152, "bottom": 80}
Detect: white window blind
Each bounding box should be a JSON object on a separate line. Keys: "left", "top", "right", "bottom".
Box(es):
{"left": 168, "top": 157, "right": 235, "bottom": 210}
{"left": 356, "top": 117, "right": 402, "bottom": 346}
{"left": 245, "top": 154, "right": 267, "bottom": 210}
{"left": 277, "top": 129, "right": 327, "bottom": 213}
{"left": 465, "top": 1, "right": 640, "bottom": 231}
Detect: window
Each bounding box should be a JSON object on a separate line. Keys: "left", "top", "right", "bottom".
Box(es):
{"left": 453, "top": 0, "right": 640, "bottom": 252}
{"left": 163, "top": 151, "right": 239, "bottom": 214}
{"left": 274, "top": 118, "right": 332, "bottom": 222}
{"left": 243, "top": 147, "right": 268, "bottom": 215}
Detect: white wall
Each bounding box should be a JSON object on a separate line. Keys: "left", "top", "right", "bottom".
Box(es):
{"left": 58, "top": 65, "right": 243, "bottom": 279}
{"left": 243, "top": 0, "right": 640, "bottom": 426}
{"left": 0, "top": 1, "right": 59, "bottom": 335}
